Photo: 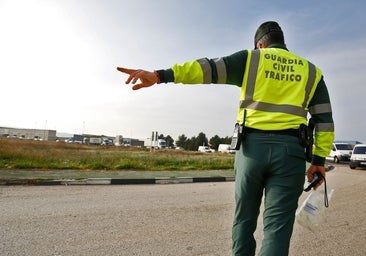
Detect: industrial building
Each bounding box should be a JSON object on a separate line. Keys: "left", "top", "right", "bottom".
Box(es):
{"left": 0, "top": 126, "right": 146, "bottom": 146}
{"left": 0, "top": 127, "right": 57, "bottom": 141}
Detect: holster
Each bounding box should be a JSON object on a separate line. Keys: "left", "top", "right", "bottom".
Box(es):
{"left": 299, "top": 118, "right": 315, "bottom": 162}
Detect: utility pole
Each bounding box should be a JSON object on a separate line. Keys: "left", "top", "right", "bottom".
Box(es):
{"left": 43, "top": 120, "right": 47, "bottom": 140}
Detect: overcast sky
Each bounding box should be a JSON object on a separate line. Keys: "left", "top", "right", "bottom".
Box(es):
{"left": 1, "top": 0, "right": 365, "bottom": 142}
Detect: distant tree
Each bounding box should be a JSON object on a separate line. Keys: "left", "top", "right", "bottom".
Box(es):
{"left": 197, "top": 132, "right": 208, "bottom": 146}
{"left": 176, "top": 134, "right": 188, "bottom": 149}
{"left": 184, "top": 135, "right": 207, "bottom": 151}
{"left": 209, "top": 135, "right": 222, "bottom": 150}
{"left": 186, "top": 137, "right": 196, "bottom": 151}
{"left": 171, "top": 132, "right": 232, "bottom": 151}
{"left": 209, "top": 135, "right": 233, "bottom": 150}
{"left": 222, "top": 136, "right": 232, "bottom": 144}
{"left": 165, "top": 135, "right": 174, "bottom": 148}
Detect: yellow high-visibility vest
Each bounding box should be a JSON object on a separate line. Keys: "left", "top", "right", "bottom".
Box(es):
{"left": 238, "top": 48, "right": 323, "bottom": 130}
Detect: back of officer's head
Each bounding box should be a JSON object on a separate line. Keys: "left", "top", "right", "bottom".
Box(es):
{"left": 254, "top": 21, "right": 285, "bottom": 49}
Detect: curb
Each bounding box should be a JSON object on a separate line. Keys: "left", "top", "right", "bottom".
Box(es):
{"left": 0, "top": 176, "right": 235, "bottom": 186}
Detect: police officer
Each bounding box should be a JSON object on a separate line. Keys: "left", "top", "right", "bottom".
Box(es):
{"left": 117, "top": 21, "right": 334, "bottom": 256}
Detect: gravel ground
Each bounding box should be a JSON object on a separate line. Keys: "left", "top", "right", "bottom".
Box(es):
{"left": 0, "top": 165, "right": 365, "bottom": 256}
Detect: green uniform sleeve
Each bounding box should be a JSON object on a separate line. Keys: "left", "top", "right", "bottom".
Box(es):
{"left": 308, "top": 77, "right": 335, "bottom": 165}
{"left": 156, "top": 50, "right": 248, "bottom": 87}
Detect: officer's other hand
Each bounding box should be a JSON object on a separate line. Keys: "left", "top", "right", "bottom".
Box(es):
{"left": 306, "top": 165, "right": 326, "bottom": 190}
{"left": 117, "top": 67, "right": 159, "bottom": 90}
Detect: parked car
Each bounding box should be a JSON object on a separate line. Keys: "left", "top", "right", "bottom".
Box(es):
{"left": 101, "top": 138, "right": 113, "bottom": 146}
{"left": 326, "top": 143, "right": 353, "bottom": 163}
{"left": 349, "top": 144, "right": 366, "bottom": 169}
{"left": 198, "top": 146, "right": 215, "bottom": 153}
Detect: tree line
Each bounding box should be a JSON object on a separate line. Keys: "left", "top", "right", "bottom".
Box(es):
{"left": 158, "top": 132, "right": 232, "bottom": 151}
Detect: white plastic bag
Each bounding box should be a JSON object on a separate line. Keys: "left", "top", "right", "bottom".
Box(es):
{"left": 296, "top": 186, "right": 334, "bottom": 232}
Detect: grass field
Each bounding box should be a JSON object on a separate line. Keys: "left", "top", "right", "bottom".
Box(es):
{"left": 0, "top": 138, "right": 235, "bottom": 180}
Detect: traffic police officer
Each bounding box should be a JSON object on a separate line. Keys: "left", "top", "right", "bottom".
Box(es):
{"left": 117, "top": 21, "right": 334, "bottom": 256}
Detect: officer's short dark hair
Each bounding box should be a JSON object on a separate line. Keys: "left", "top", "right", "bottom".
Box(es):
{"left": 257, "top": 31, "right": 285, "bottom": 48}
{"left": 254, "top": 21, "right": 284, "bottom": 49}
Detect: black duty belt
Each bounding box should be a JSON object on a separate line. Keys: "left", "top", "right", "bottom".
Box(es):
{"left": 245, "top": 127, "right": 299, "bottom": 138}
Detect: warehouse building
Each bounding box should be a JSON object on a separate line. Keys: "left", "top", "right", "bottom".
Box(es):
{"left": 122, "top": 137, "right": 144, "bottom": 147}
{"left": 0, "top": 127, "right": 57, "bottom": 141}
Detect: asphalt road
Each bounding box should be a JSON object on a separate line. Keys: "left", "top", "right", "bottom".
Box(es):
{"left": 1, "top": 165, "right": 365, "bottom": 256}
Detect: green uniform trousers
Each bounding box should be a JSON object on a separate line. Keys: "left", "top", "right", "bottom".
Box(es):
{"left": 232, "top": 132, "right": 305, "bottom": 256}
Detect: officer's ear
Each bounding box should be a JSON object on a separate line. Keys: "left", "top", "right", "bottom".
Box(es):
{"left": 257, "top": 42, "right": 265, "bottom": 49}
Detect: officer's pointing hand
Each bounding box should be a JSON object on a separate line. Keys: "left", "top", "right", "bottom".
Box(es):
{"left": 117, "top": 67, "right": 159, "bottom": 90}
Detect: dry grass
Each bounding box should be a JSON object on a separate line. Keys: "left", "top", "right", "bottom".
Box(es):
{"left": 0, "top": 138, "right": 234, "bottom": 171}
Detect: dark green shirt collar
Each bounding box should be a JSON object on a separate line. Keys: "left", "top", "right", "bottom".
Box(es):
{"left": 267, "top": 44, "right": 288, "bottom": 51}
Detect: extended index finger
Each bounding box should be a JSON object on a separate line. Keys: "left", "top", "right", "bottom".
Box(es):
{"left": 116, "top": 67, "right": 137, "bottom": 75}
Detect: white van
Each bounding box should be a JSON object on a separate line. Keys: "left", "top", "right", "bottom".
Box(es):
{"left": 326, "top": 142, "right": 353, "bottom": 163}
{"left": 198, "top": 146, "right": 214, "bottom": 153}
{"left": 218, "top": 144, "right": 235, "bottom": 154}
{"left": 349, "top": 144, "right": 366, "bottom": 169}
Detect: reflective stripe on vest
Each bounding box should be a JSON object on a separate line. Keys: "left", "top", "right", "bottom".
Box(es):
{"left": 197, "top": 58, "right": 212, "bottom": 84}
{"left": 239, "top": 50, "right": 317, "bottom": 119}
{"left": 308, "top": 103, "right": 332, "bottom": 115}
{"left": 197, "top": 58, "right": 227, "bottom": 84}
{"left": 214, "top": 58, "right": 227, "bottom": 84}
{"left": 316, "top": 122, "right": 334, "bottom": 132}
